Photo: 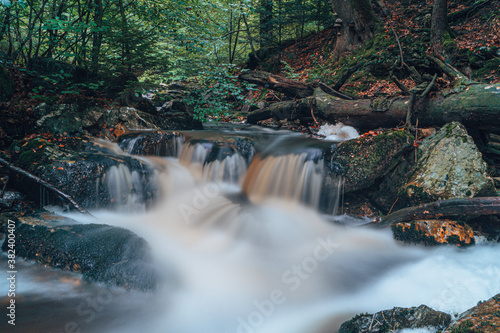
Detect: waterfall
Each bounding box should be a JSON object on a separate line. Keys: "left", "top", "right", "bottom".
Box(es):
{"left": 10, "top": 127, "right": 500, "bottom": 333}
{"left": 242, "top": 154, "right": 341, "bottom": 214}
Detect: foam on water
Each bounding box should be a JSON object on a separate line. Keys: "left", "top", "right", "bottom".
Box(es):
{"left": 2, "top": 145, "right": 500, "bottom": 333}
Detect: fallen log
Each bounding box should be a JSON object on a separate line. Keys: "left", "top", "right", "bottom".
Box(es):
{"left": 368, "top": 197, "right": 500, "bottom": 229}
{"left": 0, "top": 157, "right": 94, "bottom": 216}
{"left": 246, "top": 83, "right": 500, "bottom": 130}
{"left": 239, "top": 70, "right": 314, "bottom": 99}
{"left": 239, "top": 70, "right": 352, "bottom": 100}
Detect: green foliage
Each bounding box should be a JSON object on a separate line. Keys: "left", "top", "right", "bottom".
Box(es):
{"left": 184, "top": 63, "right": 256, "bottom": 121}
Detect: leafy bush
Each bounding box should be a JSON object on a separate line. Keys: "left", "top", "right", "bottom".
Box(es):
{"left": 184, "top": 63, "right": 256, "bottom": 121}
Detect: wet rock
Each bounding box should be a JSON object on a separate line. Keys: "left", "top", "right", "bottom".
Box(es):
{"left": 1, "top": 212, "right": 157, "bottom": 290}
{"left": 118, "top": 130, "right": 184, "bottom": 156}
{"left": 392, "top": 220, "right": 475, "bottom": 246}
{"left": 402, "top": 122, "right": 496, "bottom": 205}
{"left": 10, "top": 136, "right": 158, "bottom": 209}
{"left": 442, "top": 293, "right": 500, "bottom": 333}
{"left": 329, "top": 129, "right": 414, "bottom": 193}
{"left": 339, "top": 305, "right": 451, "bottom": 333}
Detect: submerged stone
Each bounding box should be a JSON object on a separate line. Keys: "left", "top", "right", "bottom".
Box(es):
{"left": 339, "top": 305, "right": 451, "bottom": 333}
{"left": 402, "top": 122, "right": 496, "bottom": 205}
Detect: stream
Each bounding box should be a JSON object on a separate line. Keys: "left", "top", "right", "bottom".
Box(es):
{"left": 1, "top": 126, "right": 500, "bottom": 333}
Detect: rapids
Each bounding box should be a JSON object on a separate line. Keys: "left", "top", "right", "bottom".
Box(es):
{"left": 1, "top": 128, "right": 499, "bottom": 333}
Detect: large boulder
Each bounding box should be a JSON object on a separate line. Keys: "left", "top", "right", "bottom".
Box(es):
{"left": 1, "top": 212, "right": 157, "bottom": 290}
{"left": 9, "top": 136, "right": 158, "bottom": 209}
{"left": 402, "top": 122, "right": 496, "bottom": 205}
{"left": 442, "top": 293, "right": 500, "bottom": 333}
{"left": 329, "top": 129, "right": 414, "bottom": 193}
{"left": 339, "top": 305, "right": 451, "bottom": 333}
{"left": 34, "top": 102, "right": 203, "bottom": 135}
{"left": 34, "top": 103, "right": 161, "bottom": 135}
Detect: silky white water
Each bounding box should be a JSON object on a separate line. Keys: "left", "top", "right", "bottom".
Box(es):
{"left": 1, "top": 145, "right": 500, "bottom": 333}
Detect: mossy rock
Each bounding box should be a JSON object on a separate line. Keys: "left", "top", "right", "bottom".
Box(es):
{"left": 339, "top": 305, "right": 451, "bottom": 333}
{"left": 443, "top": 293, "right": 500, "bottom": 333}
{"left": 392, "top": 220, "right": 475, "bottom": 247}
{"left": 329, "top": 129, "right": 413, "bottom": 193}
{"left": 1, "top": 213, "right": 157, "bottom": 290}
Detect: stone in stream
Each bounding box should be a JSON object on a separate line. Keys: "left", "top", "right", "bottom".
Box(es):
{"left": 442, "top": 293, "right": 500, "bottom": 333}
{"left": 338, "top": 305, "right": 451, "bottom": 333}
{"left": 0, "top": 211, "right": 157, "bottom": 291}
{"left": 9, "top": 136, "right": 158, "bottom": 209}
{"left": 391, "top": 220, "right": 475, "bottom": 246}
{"left": 401, "top": 122, "right": 496, "bottom": 205}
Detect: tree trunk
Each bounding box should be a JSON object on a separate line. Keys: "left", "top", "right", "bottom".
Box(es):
{"left": 331, "top": 0, "right": 375, "bottom": 59}
{"left": 259, "top": 0, "right": 273, "bottom": 47}
{"left": 91, "top": 0, "right": 103, "bottom": 74}
{"left": 118, "top": 0, "right": 131, "bottom": 71}
{"left": 430, "top": 0, "right": 448, "bottom": 57}
{"left": 246, "top": 84, "right": 500, "bottom": 130}
{"left": 239, "top": 70, "right": 315, "bottom": 98}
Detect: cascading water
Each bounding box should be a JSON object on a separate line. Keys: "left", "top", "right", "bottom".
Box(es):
{"left": 2, "top": 128, "right": 500, "bottom": 333}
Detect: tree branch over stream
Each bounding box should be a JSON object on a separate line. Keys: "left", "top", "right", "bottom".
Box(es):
{"left": 0, "top": 157, "right": 94, "bottom": 217}
{"left": 368, "top": 197, "right": 500, "bottom": 229}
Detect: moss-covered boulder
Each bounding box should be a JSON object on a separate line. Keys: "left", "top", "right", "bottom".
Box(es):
{"left": 9, "top": 136, "right": 158, "bottom": 209}
{"left": 442, "top": 293, "right": 500, "bottom": 333}
{"left": 1, "top": 212, "right": 157, "bottom": 290}
{"left": 0, "top": 65, "right": 14, "bottom": 102}
{"left": 401, "top": 122, "right": 496, "bottom": 205}
{"left": 392, "top": 220, "right": 475, "bottom": 246}
{"left": 339, "top": 305, "right": 451, "bottom": 333}
{"left": 329, "top": 129, "right": 413, "bottom": 193}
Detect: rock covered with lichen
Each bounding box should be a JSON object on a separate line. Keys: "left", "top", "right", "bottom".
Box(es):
{"left": 442, "top": 293, "right": 500, "bottom": 333}
{"left": 402, "top": 122, "right": 496, "bottom": 205}
{"left": 391, "top": 220, "right": 475, "bottom": 246}
{"left": 339, "top": 305, "right": 451, "bottom": 333}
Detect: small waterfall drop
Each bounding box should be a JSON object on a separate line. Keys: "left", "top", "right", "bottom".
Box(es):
{"left": 179, "top": 140, "right": 249, "bottom": 184}
{"left": 8, "top": 127, "right": 500, "bottom": 333}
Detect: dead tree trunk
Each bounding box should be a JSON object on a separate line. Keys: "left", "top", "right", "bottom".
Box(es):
{"left": 369, "top": 197, "right": 500, "bottom": 229}
{"left": 246, "top": 84, "right": 500, "bottom": 130}
{"left": 239, "top": 70, "right": 353, "bottom": 100}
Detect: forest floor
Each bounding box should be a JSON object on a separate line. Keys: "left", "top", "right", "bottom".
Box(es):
{"left": 255, "top": 0, "right": 500, "bottom": 98}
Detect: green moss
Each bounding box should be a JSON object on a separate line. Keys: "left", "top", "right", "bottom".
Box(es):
{"left": 447, "top": 234, "right": 475, "bottom": 247}
{"left": 451, "top": 320, "right": 481, "bottom": 333}
{"left": 17, "top": 138, "right": 56, "bottom": 170}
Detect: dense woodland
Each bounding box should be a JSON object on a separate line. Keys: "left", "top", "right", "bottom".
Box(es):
{"left": 1, "top": 2, "right": 500, "bottom": 330}
{"left": 0, "top": 0, "right": 499, "bottom": 128}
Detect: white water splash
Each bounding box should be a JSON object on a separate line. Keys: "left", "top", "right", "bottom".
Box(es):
{"left": 317, "top": 123, "right": 359, "bottom": 142}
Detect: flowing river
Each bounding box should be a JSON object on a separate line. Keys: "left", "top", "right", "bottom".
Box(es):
{"left": 1, "top": 126, "right": 499, "bottom": 333}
